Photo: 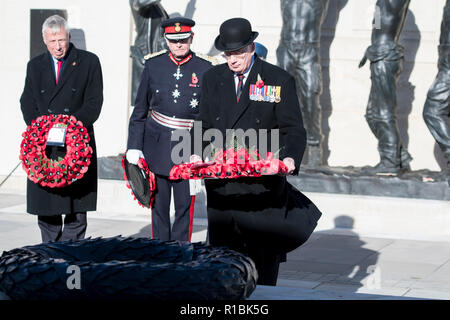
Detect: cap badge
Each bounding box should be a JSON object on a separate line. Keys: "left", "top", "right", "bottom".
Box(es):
{"left": 175, "top": 23, "right": 181, "bottom": 32}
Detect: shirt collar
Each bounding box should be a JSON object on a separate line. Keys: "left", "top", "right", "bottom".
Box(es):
{"left": 50, "top": 54, "right": 64, "bottom": 64}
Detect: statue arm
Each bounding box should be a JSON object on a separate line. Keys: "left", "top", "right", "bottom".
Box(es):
{"left": 130, "top": 46, "right": 145, "bottom": 66}
{"left": 132, "top": 0, "right": 161, "bottom": 11}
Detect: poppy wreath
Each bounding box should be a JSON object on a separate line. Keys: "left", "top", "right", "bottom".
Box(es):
{"left": 19, "top": 114, "right": 92, "bottom": 188}
{"left": 169, "top": 148, "right": 289, "bottom": 180}
{"left": 121, "top": 155, "right": 156, "bottom": 208}
{"left": 0, "top": 236, "right": 258, "bottom": 300}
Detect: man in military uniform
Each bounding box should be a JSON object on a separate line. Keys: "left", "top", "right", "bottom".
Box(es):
{"left": 127, "top": 17, "right": 215, "bottom": 241}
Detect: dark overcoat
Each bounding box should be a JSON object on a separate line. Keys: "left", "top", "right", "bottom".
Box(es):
{"left": 20, "top": 43, "right": 103, "bottom": 216}
{"left": 199, "top": 56, "right": 322, "bottom": 256}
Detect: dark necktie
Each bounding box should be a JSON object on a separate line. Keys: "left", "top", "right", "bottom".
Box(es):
{"left": 56, "top": 60, "right": 63, "bottom": 84}
{"left": 236, "top": 74, "right": 244, "bottom": 102}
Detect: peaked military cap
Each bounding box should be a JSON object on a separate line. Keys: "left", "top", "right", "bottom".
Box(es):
{"left": 161, "top": 17, "right": 195, "bottom": 40}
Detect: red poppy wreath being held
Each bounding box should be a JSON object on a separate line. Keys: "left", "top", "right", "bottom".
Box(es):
{"left": 169, "top": 148, "right": 289, "bottom": 180}
{"left": 19, "top": 114, "right": 93, "bottom": 188}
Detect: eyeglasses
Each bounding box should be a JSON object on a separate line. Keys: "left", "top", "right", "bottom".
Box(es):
{"left": 167, "top": 37, "right": 191, "bottom": 44}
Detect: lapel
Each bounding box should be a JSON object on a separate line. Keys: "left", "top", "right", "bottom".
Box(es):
{"left": 229, "top": 56, "right": 262, "bottom": 128}
{"left": 217, "top": 66, "right": 239, "bottom": 125}
{"left": 39, "top": 53, "right": 58, "bottom": 104}
{"left": 49, "top": 44, "right": 79, "bottom": 103}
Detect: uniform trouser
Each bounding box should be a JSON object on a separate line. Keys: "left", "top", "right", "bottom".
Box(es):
{"left": 423, "top": 69, "right": 450, "bottom": 161}
{"left": 151, "top": 175, "right": 195, "bottom": 241}
{"left": 37, "top": 212, "right": 87, "bottom": 243}
{"left": 277, "top": 43, "right": 323, "bottom": 146}
{"left": 365, "top": 58, "right": 412, "bottom": 166}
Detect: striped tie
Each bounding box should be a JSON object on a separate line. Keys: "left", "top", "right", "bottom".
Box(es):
{"left": 236, "top": 74, "right": 244, "bottom": 102}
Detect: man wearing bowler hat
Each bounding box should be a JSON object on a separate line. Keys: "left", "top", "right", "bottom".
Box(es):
{"left": 127, "top": 17, "right": 215, "bottom": 241}
{"left": 195, "top": 18, "right": 322, "bottom": 285}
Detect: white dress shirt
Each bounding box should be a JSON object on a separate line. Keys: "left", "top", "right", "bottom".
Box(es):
{"left": 51, "top": 55, "right": 64, "bottom": 78}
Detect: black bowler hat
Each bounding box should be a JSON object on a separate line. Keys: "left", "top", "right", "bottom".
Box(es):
{"left": 214, "top": 18, "right": 259, "bottom": 52}
{"left": 161, "top": 17, "right": 195, "bottom": 40}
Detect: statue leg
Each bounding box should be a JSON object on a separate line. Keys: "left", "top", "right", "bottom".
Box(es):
{"left": 423, "top": 69, "right": 450, "bottom": 182}
{"left": 298, "top": 46, "right": 323, "bottom": 166}
{"left": 278, "top": 43, "right": 323, "bottom": 167}
{"left": 276, "top": 41, "right": 297, "bottom": 74}
{"left": 364, "top": 58, "right": 410, "bottom": 174}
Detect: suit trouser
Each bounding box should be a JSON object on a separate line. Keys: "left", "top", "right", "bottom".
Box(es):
{"left": 151, "top": 175, "right": 195, "bottom": 241}
{"left": 37, "top": 212, "right": 87, "bottom": 243}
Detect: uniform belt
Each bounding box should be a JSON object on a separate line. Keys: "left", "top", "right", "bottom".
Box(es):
{"left": 151, "top": 110, "right": 194, "bottom": 130}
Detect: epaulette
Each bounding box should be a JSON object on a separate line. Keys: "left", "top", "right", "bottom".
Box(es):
{"left": 195, "top": 52, "right": 219, "bottom": 66}
{"left": 144, "top": 49, "right": 168, "bottom": 60}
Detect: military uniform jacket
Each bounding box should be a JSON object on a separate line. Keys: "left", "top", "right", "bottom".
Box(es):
{"left": 127, "top": 50, "right": 214, "bottom": 176}
{"left": 20, "top": 43, "right": 103, "bottom": 216}
{"left": 199, "top": 56, "right": 321, "bottom": 255}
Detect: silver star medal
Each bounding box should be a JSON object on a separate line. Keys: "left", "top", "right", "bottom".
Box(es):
{"left": 172, "top": 89, "right": 181, "bottom": 98}
{"left": 172, "top": 89, "right": 181, "bottom": 103}
{"left": 190, "top": 98, "right": 199, "bottom": 108}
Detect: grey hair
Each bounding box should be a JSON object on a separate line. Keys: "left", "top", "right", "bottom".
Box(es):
{"left": 42, "top": 15, "right": 70, "bottom": 37}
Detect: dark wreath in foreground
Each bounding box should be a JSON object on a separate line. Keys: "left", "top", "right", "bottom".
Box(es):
{"left": 0, "top": 236, "right": 257, "bottom": 300}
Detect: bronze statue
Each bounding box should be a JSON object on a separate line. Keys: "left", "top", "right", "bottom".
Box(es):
{"left": 359, "top": 0, "right": 412, "bottom": 175}
{"left": 423, "top": 0, "right": 450, "bottom": 185}
{"left": 130, "top": 0, "right": 168, "bottom": 105}
{"left": 276, "top": 0, "right": 330, "bottom": 167}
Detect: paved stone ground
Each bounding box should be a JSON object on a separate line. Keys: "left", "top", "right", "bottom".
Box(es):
{"left": 1, "top": 193, "right": 450, "bottom": 300}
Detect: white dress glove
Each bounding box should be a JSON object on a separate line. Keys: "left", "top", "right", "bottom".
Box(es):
{"left": 282, "top": 157, "right": 295, "bottom": 174}
{"left": 126, "top": 149, "right": 144, "bottom": 165}
{"left": 189, "top": 154, "right": 202, "bottom": 163}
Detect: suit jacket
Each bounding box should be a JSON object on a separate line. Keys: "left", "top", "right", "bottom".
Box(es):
{"left": 199, "top": 56, "right": 321, "bottom": 255}
{"left": 20, "top": 43, "right": 103, "bottom": 216}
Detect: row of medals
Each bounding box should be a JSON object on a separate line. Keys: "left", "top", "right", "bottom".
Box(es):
{"left": 249, "top": 84, "right": 282, "bottom": 103}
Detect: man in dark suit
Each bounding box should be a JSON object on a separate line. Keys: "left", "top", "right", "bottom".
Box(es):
{"left": 196, "top": 18, "right": 321, "bottom": 285}
{"left": 127, "top": 17, "right": 215, "bottom": 241}
{"left": 20, "top": 15, "right": 103, "bottom": 243}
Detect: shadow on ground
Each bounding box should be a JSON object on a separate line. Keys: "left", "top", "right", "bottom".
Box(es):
{"left": 279, "top": 215, "right": 380, "bottom": 291}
